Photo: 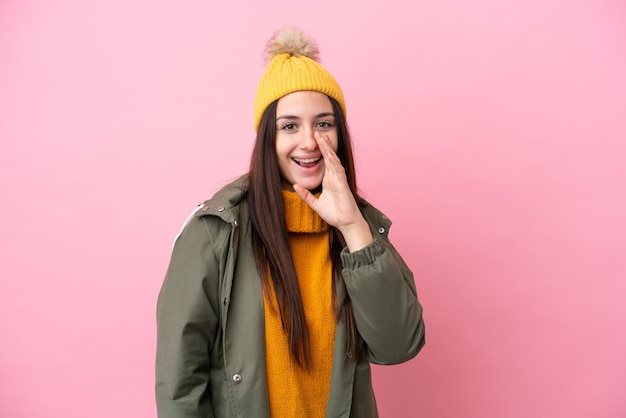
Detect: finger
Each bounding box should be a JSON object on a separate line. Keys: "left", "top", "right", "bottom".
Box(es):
{"left": 315, "top": 132, "right": 339, "bottom": 163}
{"left": 314, "top": 132, "right": 343, "bottom": 172}
{"left": 317, "top": 144, "right": 346, "bottom": 194}
{"left": 313, "top": 133, "right": 337, "bottom": 183}
{"left": 314, "top": 131, "right": 330, "bottom": 158}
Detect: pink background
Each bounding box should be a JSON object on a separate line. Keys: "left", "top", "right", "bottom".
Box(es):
{"left": 1, "top": 0, "right": 625, "bottom": 417}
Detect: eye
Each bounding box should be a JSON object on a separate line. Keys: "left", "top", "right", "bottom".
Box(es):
{"left": 280, "top": 123, "right": 297, "bottom": 131}
{"left": 317, "top": 121, "right": 333, "bottom": 129}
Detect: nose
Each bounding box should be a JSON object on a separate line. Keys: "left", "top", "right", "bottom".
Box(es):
{"left": 299, "top": 128, "right": 318, "bottom": 150}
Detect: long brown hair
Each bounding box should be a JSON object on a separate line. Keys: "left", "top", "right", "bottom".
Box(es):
{"left": 247, "top": 96, "right": 362, "bottom": 368}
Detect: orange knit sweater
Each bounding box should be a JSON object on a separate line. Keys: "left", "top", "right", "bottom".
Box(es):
{"left": 263, "top": 191, "right": 336, "bottom": 418}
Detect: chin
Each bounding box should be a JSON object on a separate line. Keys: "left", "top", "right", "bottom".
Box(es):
{"left": 299, "top": 179, "right": 322, "bottom": 192}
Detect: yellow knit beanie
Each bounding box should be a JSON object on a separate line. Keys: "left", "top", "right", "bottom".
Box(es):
{"left": 253, "top": 28, "right": 346, "bottom": 132}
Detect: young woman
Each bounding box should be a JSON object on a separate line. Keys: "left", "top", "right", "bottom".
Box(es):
{"left": 156, "top": 28, "right": 425, "bottom": 418}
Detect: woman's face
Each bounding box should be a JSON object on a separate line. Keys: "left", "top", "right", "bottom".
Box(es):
{"left": 275, "top": 91, "right": 339, "bottom": 191}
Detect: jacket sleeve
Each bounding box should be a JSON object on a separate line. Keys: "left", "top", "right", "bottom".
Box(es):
{"left": 341, "top": 237, "right": 425, "bottom": 365}
{"left": 156, "top": 215, "right": 224, "bottom": 418}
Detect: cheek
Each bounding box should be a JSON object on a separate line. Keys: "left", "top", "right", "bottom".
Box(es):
{"left": 274, "top": 136, "right": 289, "bottom": 158}
{"left": 274, "top": 139, "right": 291, "bottom": 172}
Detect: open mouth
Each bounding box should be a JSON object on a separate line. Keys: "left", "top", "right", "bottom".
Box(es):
{"left": 292, "top": 157, "right": 322, "bottom": 168}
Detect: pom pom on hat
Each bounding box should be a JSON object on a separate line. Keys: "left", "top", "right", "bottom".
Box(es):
{"left": 263, "top": 27, "right": 320, "bottom": 64}
{"left": 253, "top": 28, "right": 346, "bottom": 132}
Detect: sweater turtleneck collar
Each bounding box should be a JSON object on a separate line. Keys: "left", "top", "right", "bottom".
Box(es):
{"left": 281, "top": 190, "right": 329, "bottom": 233}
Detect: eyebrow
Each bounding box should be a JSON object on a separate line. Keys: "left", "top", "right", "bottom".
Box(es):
{"left": 276, "top": 112, "right": 335, "bottom": 122}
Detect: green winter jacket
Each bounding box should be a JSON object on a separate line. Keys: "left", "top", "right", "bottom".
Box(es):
{"left": 156, "top": 175, "right": 425, "bottom": 418}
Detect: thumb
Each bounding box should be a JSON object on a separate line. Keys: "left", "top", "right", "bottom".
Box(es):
{"left": 293, "top": 184, "right": 318, "bottom": 209}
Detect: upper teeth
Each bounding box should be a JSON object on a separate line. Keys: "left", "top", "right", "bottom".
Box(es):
{"left": 294, "top": 157, "right": 320, "bottom": 164}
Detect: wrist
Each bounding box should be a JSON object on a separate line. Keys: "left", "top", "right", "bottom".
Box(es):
{"left": 338, "top": 217, "right": 373, "bottom": 252}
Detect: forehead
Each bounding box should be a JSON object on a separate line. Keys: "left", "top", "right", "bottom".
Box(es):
{"left": 276, "top": 91, "right": 333, "bottom": 116}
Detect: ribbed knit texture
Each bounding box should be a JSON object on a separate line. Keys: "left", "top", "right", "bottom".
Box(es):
{"left": 253, "top": 52, "right": 346, "bottom": 132}
{"left": 263, "top": 190, "right": 336, "bottom": 418}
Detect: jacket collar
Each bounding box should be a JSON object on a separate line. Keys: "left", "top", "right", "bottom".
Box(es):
{"left": 196, "top": 174, "right": 249, "bottom": 223}
{"left": 196, "top": 173, "right": 393, "bottom": 237}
